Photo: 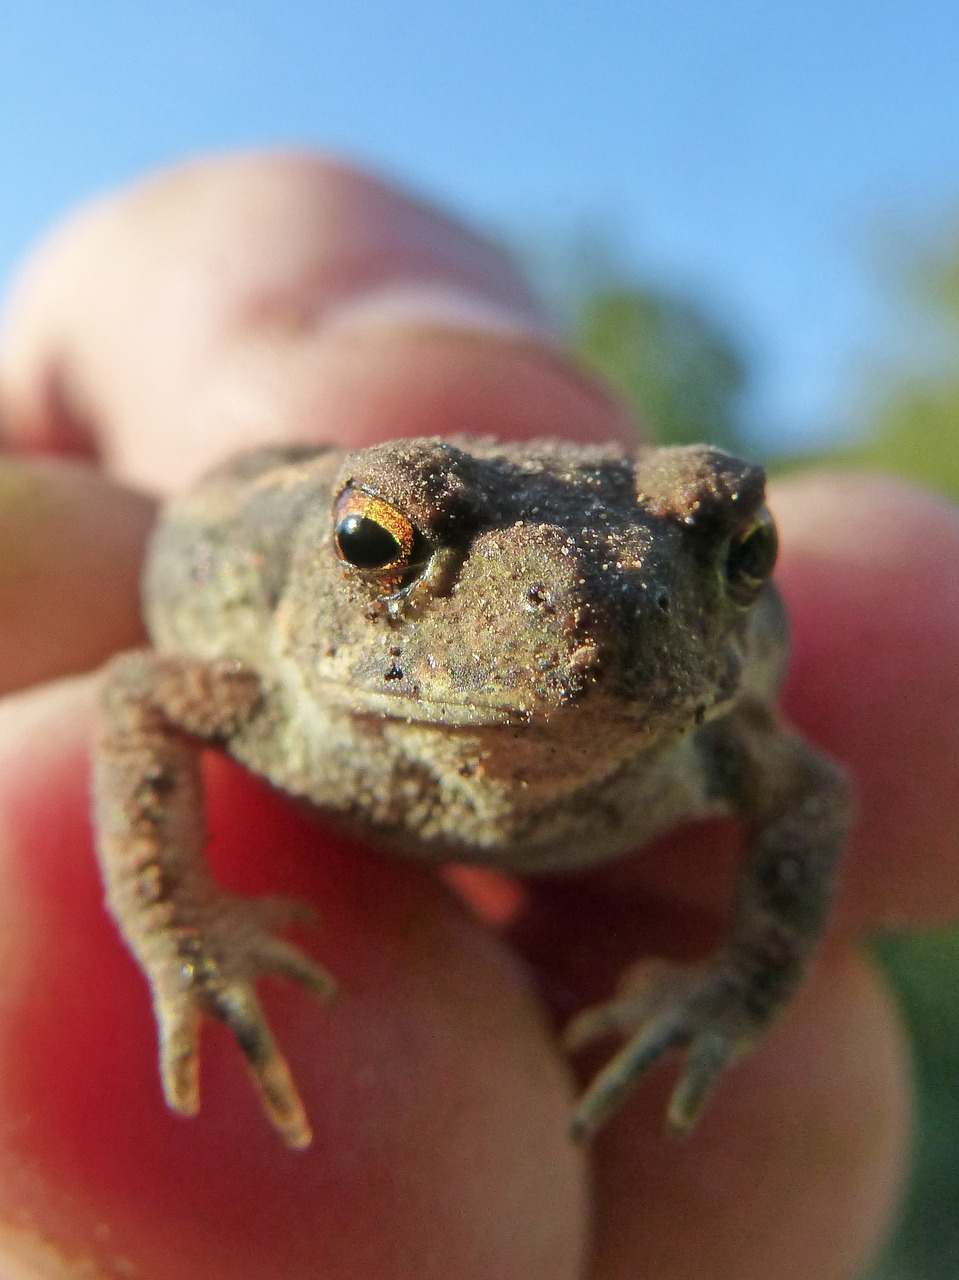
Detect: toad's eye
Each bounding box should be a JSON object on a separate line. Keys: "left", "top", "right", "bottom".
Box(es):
{"left": 333, "top": 488, "right": 425, "bottom": 588}
{"left": 723, "top": 507, "right": 778, "bottom": 605}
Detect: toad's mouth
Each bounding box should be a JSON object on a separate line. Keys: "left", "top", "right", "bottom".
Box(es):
{"left": 309, "top": 678, "right": 659, "bottom": 730}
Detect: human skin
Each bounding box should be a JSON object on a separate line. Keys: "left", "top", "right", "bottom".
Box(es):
{"left": 0, "top": 153, "right": 955, "bottom": 1280}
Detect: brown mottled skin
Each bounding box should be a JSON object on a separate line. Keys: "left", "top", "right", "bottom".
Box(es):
{"left": 93, "top": 436, "right": 851, "bottom": 1150}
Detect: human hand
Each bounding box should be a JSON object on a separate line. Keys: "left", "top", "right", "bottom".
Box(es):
{"left": 0, "top": 153, "right": 955, "bottom": 1279}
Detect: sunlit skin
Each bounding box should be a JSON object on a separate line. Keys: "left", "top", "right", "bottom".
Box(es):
{"left": 0, "top": 153, "right": 955, "bottom": 1279}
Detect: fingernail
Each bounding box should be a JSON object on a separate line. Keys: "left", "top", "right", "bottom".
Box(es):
{"left": 319, "top": 282, "right": 562, "bottom": 348}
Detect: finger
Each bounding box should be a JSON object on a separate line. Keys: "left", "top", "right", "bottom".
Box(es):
{"left": 0, "top": 679, "right": 585, "bottom": 1280}
{"left": 0, "top": 456, "right": 153, "bottom": 693}
{"left": 0, "top": 153, "right": 636, "bottom": 492}
{"left": 778, "top": 472, "right": 959, "bottom": 928}
{"left": 586, "top": 944, "right": 908, "bottom": 1280}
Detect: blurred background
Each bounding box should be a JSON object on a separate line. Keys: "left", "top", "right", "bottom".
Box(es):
{"left": 2, "top": 3, "right": 957, "bottom": 1274}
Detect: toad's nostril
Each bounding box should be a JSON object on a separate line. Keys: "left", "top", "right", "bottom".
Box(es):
{"left": 524, "top": 583, "right": 555, "bottom": 614}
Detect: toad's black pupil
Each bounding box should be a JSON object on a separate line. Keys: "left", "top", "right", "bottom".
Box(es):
{"left": 335, "top": 514, "right": 402, "bottom": 569}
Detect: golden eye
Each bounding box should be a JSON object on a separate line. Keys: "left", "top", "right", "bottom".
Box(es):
{"left": 333, "top": 487, "right": 425, "bottom": 589}
{"left": 723, "top": 506, "right": 778, "bottom": 605}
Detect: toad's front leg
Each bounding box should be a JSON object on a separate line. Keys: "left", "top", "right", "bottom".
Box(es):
{"left": 566, "top": 704, "right": 852, "bottom": 1139}
{"left": 94, "top": 651, "right": 336, "bottom": 1149}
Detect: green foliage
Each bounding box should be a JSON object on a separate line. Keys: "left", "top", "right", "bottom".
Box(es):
{"left": 868, "top": 933, "right": 959, "bottom": 1280}
{"left": 844, "top": 228, "right": 959, "bottom": 500}
{"left": 855, "top": 384, "right": 959, "bottom": 499}
{"left": 571, "top": 286, "right": 751, "bottom": 452}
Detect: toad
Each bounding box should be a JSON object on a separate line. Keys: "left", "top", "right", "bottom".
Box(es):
{"left": 94, "top": 436, "right": 851, "bottom": 1149}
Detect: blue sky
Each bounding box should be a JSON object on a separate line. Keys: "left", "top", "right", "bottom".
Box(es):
{"left": 2, "top": 1, "right": 957, "bottom": 446}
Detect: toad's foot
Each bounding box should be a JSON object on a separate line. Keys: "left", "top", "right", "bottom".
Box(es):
{"left": 564, "top": 956, "right": 758, "bottom": 1140}
{"left": 153, "top": 893, "right": 337, "bottom": 1150}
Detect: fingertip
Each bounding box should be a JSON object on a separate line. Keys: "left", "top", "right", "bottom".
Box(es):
{"left": 0, "top": 457, "right": 153, "bottom": 693}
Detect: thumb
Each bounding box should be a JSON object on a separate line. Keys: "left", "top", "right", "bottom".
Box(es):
{"left": 0, "top": 151, "right": 636, "bottom": 493}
